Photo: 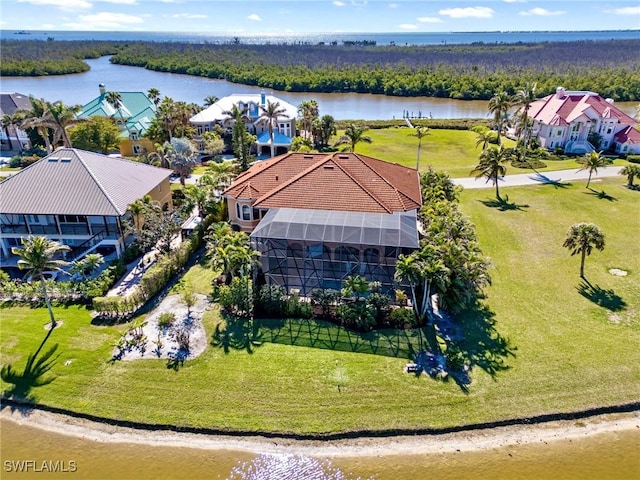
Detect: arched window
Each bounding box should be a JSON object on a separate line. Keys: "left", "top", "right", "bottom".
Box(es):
{"left": 335, "top": 246, "right": 359, "bottom": 262}
{"left": 242, "top": 205, "right": 251, "bottom": 221}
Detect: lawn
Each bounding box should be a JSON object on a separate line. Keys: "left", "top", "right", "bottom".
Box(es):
{"left": 333, "top": 126, "right": 629, "bottom": 178}
{"left": 1, "top": 178, "right": 638, "bottom": 435}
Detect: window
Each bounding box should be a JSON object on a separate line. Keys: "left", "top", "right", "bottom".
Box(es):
{"left": 242, "top": 205, "right": 251, "bottom": 221}
{"left": 236, "top": 203, "right": 241, "bottom": 220}
{"left": 59, "top": 215, "right": 86, "bottom": 223}
{"left": 606, "top": 127, "right": 613, "bottom": 134}
{"left": 26, "top": 214, "right": 41, "bottom": 224}
{"left": 130, "top": 131, "right": 139, "bottom": 140}
{"left": 132, "top": 145, "right": 142, "bottom": 155}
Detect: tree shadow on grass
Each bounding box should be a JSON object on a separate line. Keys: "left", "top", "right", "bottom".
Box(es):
{"left": 529, "top": 174, "right": 572, "bottom": 189}
{"left": 211, "top": 312, "right": 264, "bottom": 354}
{"left": 1, "top": 328, "right": 60, "bottom": 406}
{"left": 416, "top": 303, "right": 517, "bottom": 393}
{"left": 479, "top": 195, "right": 530, "bottom": 211}
{"left": 584, "top": 188, "right": 617, "bottom": 202}
{"left": 577, "top": 279, "right": 627, "bottom": 312}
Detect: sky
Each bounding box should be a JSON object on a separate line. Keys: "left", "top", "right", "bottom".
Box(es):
{"left": 1, "top": 0, "right": 639, "bottom": 34}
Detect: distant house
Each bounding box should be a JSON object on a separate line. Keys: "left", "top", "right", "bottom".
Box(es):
{"left": 0, "top": 148, "right": 172, "bottom": 275}
{"left": 189, "top": 91, "right": 298, "bottom": 158}
{"left": 523, "top": 87, "right": 640, "bottom": 155}
{"left": 223, "top": 152, "right": 421, "bottom": 294}
{"left": 76, "top": 84, "right": 157, "bottom": 157}
{"left": 0, "top": 92, "right": 31, "bottom": 153}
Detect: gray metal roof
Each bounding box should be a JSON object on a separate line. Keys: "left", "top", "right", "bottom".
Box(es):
{"left": 250, "top": 208, "right": 419, "bottom": 249}
{"left": 0, "top": 148, "right": 172, "bottom": 216}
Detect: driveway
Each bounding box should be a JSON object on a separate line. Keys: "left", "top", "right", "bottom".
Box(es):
{"left": 453, "top": 166, "right": 624, "bottom": 189}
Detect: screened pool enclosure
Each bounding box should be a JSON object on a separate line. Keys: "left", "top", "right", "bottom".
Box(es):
{"left": 250, "top": 208, "right": 420, "bottom": 295}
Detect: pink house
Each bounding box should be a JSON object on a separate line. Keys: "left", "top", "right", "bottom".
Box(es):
{"left": 525, "top": 87, "right": 640, "bottom": 155}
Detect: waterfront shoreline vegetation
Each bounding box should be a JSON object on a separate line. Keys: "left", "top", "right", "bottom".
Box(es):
{"left": 1, "top": 177, "right": 638, "bottom": 435}
{"left": 1, "top": 39, "right": 639, "bottom": 101}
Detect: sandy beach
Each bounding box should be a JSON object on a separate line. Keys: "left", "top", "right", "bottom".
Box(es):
{"left": 2, "top": 405, "right": 638, "bottom": 458}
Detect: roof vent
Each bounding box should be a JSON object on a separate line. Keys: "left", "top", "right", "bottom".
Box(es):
{"left": 60, "top": 156, "right": 72, "bottom": 163}
{"left": 48, "top": 157, "right": 59, "bottom": 162}
{"left": 323, "top": 164, "right": 334, "bottom": 170}
{"left": 605, "top": 98, "right": 614, "bottom": 105}
{"left": 303, "top": 154, "right": 314, "bottom": 159}
{"left": 338, "top": 154, "right": 349, "bottom": 159}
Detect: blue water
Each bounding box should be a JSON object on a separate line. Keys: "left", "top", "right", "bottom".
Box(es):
{"left": 2, "top": 30, "right": 638, "bottom": 45}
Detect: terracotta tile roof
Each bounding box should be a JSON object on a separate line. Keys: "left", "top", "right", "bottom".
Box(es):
{"left": 224, "top": 152, "right": 421, "bottom": 214}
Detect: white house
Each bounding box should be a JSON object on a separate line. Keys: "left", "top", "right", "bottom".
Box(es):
{"left": 524, "top": 87, "right": 640, "bottom": 155}
{"left": 189, "top": 91, "right": 298, "bottom": 158}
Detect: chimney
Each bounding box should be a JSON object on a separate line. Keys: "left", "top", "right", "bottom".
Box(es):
{"left": 555, "top": 86, "right": 565, "bottom": 99}
{"left": 260, "top": 89, "right": 266, "bottom": 106}
{"left": 99, "top": 83, "right": 106, "bottom": 95}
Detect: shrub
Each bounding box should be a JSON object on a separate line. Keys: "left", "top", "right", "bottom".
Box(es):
{"left": 257, "top": 284, "right": 287, "bottom": 316}
{"left": 389, "top": 306, "right": 415, "bottom": 328}
{"left": 285, "top": 293, "right": 313, "bottom": 319}
{"left": 157, "top": 311, "right": 176, "bottom": 328}
{"left": 627, "top": 155, "right": 640, "bottom": 164}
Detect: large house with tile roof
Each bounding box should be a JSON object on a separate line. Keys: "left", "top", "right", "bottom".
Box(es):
{"left": 223, "top": 152, "right": 421, "bottom": 294}
{"left": 523, "top": 87, "right": 640, "bottom": 155}
{"left": 0, "top": 148, "right": 172, "bottom": 276}
{"left": 0, "top": 92, "right": 31, "bottom": 153}
{"left": 189, "top": 91, "right": 298, "bottom": 158}
{"left": 76, "top": 84, "right": 157, "bottom": 157}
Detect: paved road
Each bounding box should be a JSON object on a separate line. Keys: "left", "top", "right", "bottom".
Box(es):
{"left": 453, "top": 166, "right": 624, "bottom": 189}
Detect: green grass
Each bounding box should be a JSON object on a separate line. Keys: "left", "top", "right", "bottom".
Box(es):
{"left": 1, "top": 179, "right": 638, "bottom": 435}
{"left": 333, "top": 127, "right": 629, "bottom": 178}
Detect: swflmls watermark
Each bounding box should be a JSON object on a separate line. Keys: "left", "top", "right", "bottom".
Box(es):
{"left": 4, "top": 460, "right": 77, "bottom": 473}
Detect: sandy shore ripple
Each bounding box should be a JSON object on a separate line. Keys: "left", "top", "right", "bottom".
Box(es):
{"left": 2, "top": 406, "right": 638, "bottom": 457}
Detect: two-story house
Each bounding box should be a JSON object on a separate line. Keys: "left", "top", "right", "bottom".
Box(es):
{"left": 0, "top": 148, "right": 172, "bottom": 277}
{"left": 76, "top": 84, "right": 157, "bottom": 157}
{"left": 223, "top": 152, "right": 421, "bottom": 294}
{"left": 189, "top": 91, "right": 298, "bottom": 159}
{"left": 525, "top": 87, "right": 640, "bottom": 155}
{"left": 0, "top": 92, "right": 32, "bottom": 154}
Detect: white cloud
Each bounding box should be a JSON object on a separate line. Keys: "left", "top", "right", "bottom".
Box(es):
{"left": 68, "top": 12, "right": 144, "bottom": 29}
{"left": 604, "top": 6, "right": 640, "bottom": 15}
{"left": 388, "top": 3, "right": 398, "bottom": 8}
{"left": 99, "top": 0, "right": 137, "bottom": 4}
{"left": 399, "top": 24, "right": 418, "bottom": 30}
{"left": 417, "top": 16, "right": 443, "bottom": 23}
{"left": 17, "top": 0, "right": 91, "bottom": 10}
{"left": 248, "top": 14, "right": 261, "bottom": 21}
{"left": 173, "top": 13, "right": 207, "bottom": 19}
{"left": 520, "top": 7, "right": 565, "bottom": 16}
{"left": 333, "top": 1, "right": 346, "bottom": 6}
{"left": 439, "top": 7, "right": 494, "bottom": 19}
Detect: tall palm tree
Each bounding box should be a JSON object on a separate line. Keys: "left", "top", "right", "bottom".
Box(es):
{"left": 578, "top": 151, "right": 612, "bottom": 189}
{"left": 11, "top": 236, "right": 70, "bottom": 328}
{"left": 259, "top": 99, "right": 287, "bottom": 158}
{"left": 335, "top": 123, "right": 372, "bottom": 153}
{"left": 105, "top": 91, "right": 131, "bottom": 137}
{"left": 46, "top": 101, "right": 83, "bottom": 148}
{"left": 147, "top": 142, "right": 174, "bottom": 169}
{"left": 20, "top": 96, "right": 54, "bottom": 153}
{"left": 169, "top": 137, "right": 197, "bottom": 186}
{"left": 409, "top": 126, "right": 430, "bottom": 170}
{"left": 204, "top": 95, "right": 219, "bottom": 107}
{"left": 562, "top": 223, "right": 605, "bottom": 278}
{"left": 147, "top": 88, "right": 161, "bottom": 108}
{"left": 312, "top": 114, "right": 337, "bottom": 149}
{"left": 488, "top": 91, "right": 512, "bottom": 145}
{"left": 470, "top": 145, "right": 512, "bottom": 200}
{"left": 474, "top": 128, "right": 495, "bottom": 152}
{"left": 1, "top": 113, "right": 24, "bottom": 151}
{"left": 297, "top": 99, "right": 319, "bottom": 141}
{"left": 512, "top": 82, "right": 537, "bottom": 167}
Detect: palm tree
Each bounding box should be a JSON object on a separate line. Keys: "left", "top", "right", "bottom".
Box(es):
{"left": 147, "top": 142, "right": 174, "bottom": 169}
{"left": 46, "top": 101, "right": 83, "bottom": 148}
{"left": 259, "top": 99, "right": 287, "bottom": 158}
{"left": 512, "top": 82, "right": 537, "bottom": 167}
{"left": 474, "top": 128, "right": 496, "bottom": 152}
{"left": 335, "top": 123, "right": 372, "bottom": 152}
{"left": 297, "top": 99, "right": 319, "bottom": 141}
{"left": 147, "top": 88, "right": 161, "bottom": 108}
{"left": 488, "top": 91, "right": 512, "bottom": 145}
{"left": 619, "top": 164, "right": 640, "bottom": 188}
{"left": 1, "top": 113, "right": 24, "bottom": 151}
{"left": 20, "top": 96, "right": 54, "bottom": 153}
{"left": 562, "top": 223, "right": 605, "bottom": 278}
{"left": 204, "top": 95, "right": 219, "bottom": 107}
{"left": 312, "top": 114, "right": 336, "bottom": 149}
{"left": 470, "top": 145, "right": 512, "bottom": 200}
{"left": 578, "top": 151, "right": 612, "bottom": 189}
{"left": 409, "top": 126, "right": 430, "bottom": 170}
{"left": 169, "top": 137, "right": 197, "bottom": 186}
{"left": 105, "top": 91, "right": 131, "bottom": 137}
{"left": 11, "top": 236, "right": 70, "bottom": 328}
